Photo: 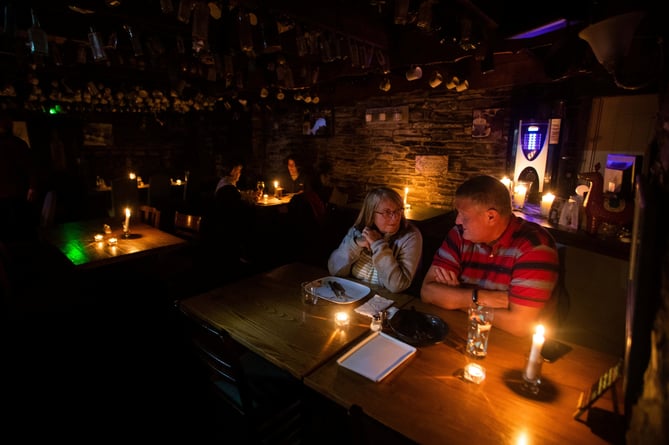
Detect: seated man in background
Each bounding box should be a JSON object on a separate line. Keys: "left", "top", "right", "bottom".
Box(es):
{"left": 420, "top": 175, "right": 559, "bottom": 337}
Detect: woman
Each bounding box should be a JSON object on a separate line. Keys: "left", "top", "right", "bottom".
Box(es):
{"left": 328, "top": 187, "right": 422, "bottom": 293}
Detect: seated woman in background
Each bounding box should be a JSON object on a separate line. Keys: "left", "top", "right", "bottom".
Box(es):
{"left": 328, "top": 187, "right": 422, "bottom": 293}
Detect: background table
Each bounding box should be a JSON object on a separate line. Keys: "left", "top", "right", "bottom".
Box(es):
{"left": 41, "top": 218, "right": 187, "bottom": 270}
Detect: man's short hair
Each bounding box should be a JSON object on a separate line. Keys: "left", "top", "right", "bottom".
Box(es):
{"left": 455, "top": 175, "right": 512, "bottom": 217}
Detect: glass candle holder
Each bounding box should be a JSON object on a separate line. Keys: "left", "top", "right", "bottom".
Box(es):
{"left": 334, "top": 311, "right": 350, "bottom": 329}
{"left": 464, "top": 363, "right": 486, "bottom": 384}
{"left": 107, "top": 237, "right": 118, "bottom": 246}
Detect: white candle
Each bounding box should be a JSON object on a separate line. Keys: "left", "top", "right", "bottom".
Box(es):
{"left": 500, "top": 176, "right": 513, "bottom": 193}
{"left": 540, "top": 193, "right": 555, "bottom": 217}
{"left": 124, "top": 207, "right": 131, "bottom": 232}
{"left": 525, "top": 324, "right": 545, "bottom": 380}
{"left": 608, "top": 181, "right": 616, "bottom": 193}
{"left": 513, "top": 184, "right": 527, "bottom": 209}
{"left": 403, "top": 187, "right": 409, "bottom": 207}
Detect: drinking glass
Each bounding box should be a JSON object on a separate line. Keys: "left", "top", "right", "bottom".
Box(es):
{"left": 467, "top": 306, "right": 494, "bottom": 358}
{"left": 256, "top": 181, "right": 265, "bottom": 197}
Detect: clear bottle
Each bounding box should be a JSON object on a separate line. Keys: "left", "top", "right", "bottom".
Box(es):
{"left": 88, "top": 27, "right": 108, "bottom": 62}
{"left": 370, "top": 314, "right": 383, "bottom": 332}
{"left": 28, "top": 8, "right": 49, "bottom": 56}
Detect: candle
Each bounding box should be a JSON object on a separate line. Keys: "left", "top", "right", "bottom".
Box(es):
{"left": 176, "top": 179, "right": 182, "bottom": 185}
{"left": 129, "top": 172, "right": 136, "bottom": 180}
{"left": 403, "top": 187, "right": 409, "bottom": 207}
{"left": 464, "top": 363, "right": 486, "bottom": 384}
{"left": 500, "top": 176, "right": 513, "bottom": 193}
{"left": 94, "top": 234, "right": 104, "bottom": 242}
{"left": 525, "top": 324, "right": 545, "bottom": 381}
{"left": 107, "top": 237, "right": 118, "bottom": 246}
{"left": 512, "top": 184, "right": 527, "bottom": 209}
{"left": 334, "top": 311, "right": 350, "bottom": 329}
{"left": 274, "top": 180, "right": 279, "bottom": 191}
{"left": 263, "top": 193, "right": 268, "bottom": 203}
{"left": 124, "top": 207, "right": 131, "bottom": 233}
{"left": 540, "top": 193, "right": 555, "bottom": 217}
{"left": 607, "top": 181, "right": 616, "bottom": 193}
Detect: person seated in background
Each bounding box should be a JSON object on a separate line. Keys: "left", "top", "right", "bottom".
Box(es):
{"left": 280, "top": 153, "right": 311, "bottom": 195}
{"left": 420, "top": 175, "right": 559, "bottom": 337}
{"left": 200, "top": 155, "right": 256, "bottom": 279}
{"left": 328, "top": 187, "right": 422, "bottom": 293}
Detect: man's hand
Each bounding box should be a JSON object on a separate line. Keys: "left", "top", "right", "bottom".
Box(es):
{"left": 433, "top": 266, "right": 460, "bottom": 286}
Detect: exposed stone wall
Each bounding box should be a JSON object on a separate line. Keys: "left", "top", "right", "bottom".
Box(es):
{"left": 256, "top": 83, "right": 585, "bottom": 209}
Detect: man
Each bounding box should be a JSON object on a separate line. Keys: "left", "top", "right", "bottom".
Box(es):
{"left": 420, "top": 175, "right": 559, "bottom": 336}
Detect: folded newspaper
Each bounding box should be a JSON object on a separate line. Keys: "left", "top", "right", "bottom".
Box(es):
{"left": 355, "top": 295, "right": 395, "bottom": 318}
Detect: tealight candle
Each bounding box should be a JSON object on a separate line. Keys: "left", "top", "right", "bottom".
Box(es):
{"left": 263, "top": 193, "right": 269, "bottom": 203}
{"left": 334, "top": 311, "right": 350, "bottom": 329}
{"left": 94, "top": 234, "right": 104, "bottom": 242}
{"left": 540, "top": 193, "right": 555, "bottom": 217}
{"left": 608, "top": 181, "right": 616, "bottom": 193}
{"left": 129, "top": 172, "right": 136, "bottom": 180}
{"left": 176, "top": 179, "right": 182, "bottom": 185}
{"left": 107, "top": 237, "right": 118, "bottom": 246}
{"left": 464, "top": 363, "right": 486, "bottom": 384}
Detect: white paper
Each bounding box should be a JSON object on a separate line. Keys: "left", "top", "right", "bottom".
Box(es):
{"left": 354, "top": 294, "right": 394, "bottom": 317}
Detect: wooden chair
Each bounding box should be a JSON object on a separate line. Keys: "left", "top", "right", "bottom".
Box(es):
{"left": 138, "top": 205, "right": 161, "bottom": 228}
{"left": 176, "top": 304, "right": 303, "bottom": 444}
{"left": 173, "top": 211, "right": 202, "bottom": 241}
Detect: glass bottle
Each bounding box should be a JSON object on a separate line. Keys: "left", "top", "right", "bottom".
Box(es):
{"left": 88, "top": 27, "right": 107, "bottom": 62}
{"left": 28, "top": 8, "right": 48, "bottom": 56}
{"left": 371, "top": 314, "right": 383, "bottom": 332}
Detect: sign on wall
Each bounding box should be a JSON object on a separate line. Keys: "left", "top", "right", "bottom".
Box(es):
{"left": 415, "top": 155, "right": 449, "bottom": 176}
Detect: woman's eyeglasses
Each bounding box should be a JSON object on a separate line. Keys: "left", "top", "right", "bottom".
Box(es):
{"left": 375, "top": 209, "right": 403, "bottom": 219}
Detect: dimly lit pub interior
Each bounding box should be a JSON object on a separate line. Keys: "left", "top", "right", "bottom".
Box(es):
{"left": 2, "top": 0, "right": 667, "bottom": 443}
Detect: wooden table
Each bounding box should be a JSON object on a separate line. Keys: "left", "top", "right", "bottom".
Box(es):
{"left": 304, "top": 298, "right": 624, "bottom": 445}
{"left": 41, "top": 218, "right": 187, "bottom": 270}
{"left": 254, "top": 194, "right": 292, "bottom": 207}
{"left": 176, "top": 262, "right": 414, "bottom": 380}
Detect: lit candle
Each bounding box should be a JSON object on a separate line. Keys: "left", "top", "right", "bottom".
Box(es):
{"left": 107, "top": 237, "right": 118, "bottom": 246}
{"left": 263, "top": 193, "right": 269, "bottom": 203}
{"left": 540, "top": 193, "right": 555, "bottom": 217}
{"left": 607, "top": 181, "right": 616, "bottom": 193}
{"left": 403, "top": 187, "right": 409, "bottom": 207}
{"left": 500, "top": 176, "right": 513, "bottom": 193}
{"left": 464, "top": 363, "right": 486, "bottom": 384}
{"left": 176, "top": 179, "right": 182, "bottom": 185}
{"left": 129, "top": 172, "right": 136, "bottom": 180}
{"left": 94, "top": 234, "right": 104, "bottom": 242}
{"left": 274, "top": 180, "right": 279, "bottom": 192}
{"left": 525, "top": 324, "right": 545, "bottom": 381}
{"left": 512, "top": 184, "right": 527, "bottom": 209}
{"left": 334, "top": 311, "right": 350, "bottom": 329}
{"left": 124, "top": 207, "right": 131, "bottom": 233}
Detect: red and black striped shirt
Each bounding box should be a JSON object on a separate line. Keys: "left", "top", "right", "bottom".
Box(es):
{"left": 431, "top": 216, "right": 559, "bottom": 308}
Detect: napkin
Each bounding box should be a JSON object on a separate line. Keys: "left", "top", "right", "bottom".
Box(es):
{"left": 355, "top": 295, "right": 394, "bottom": 318}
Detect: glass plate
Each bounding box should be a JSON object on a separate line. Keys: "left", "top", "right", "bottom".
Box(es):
{"left": 305, "top": 276, "right": 371, "bottom": 304}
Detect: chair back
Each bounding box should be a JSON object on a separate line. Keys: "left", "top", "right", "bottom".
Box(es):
{"left": 173, "top": 211, "right": 202, "bottom": 240}
{"left": 138, "top": 205, "right": 161, "bottom": 228}
{"left": 110, "top": 177, "right": 139, "bottom": 218}
{"left": 176, "top": 303, "right": 303, "bottom": 443}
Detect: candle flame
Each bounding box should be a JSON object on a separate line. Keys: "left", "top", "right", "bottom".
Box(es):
{"left": 125, "top": 208, "right": 131, "bottom": 217}
{"left": 536, "top": 324, "right": 545, "bottom": 336}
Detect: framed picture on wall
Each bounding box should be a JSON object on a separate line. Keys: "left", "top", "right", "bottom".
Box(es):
{"left": 472, "top": 108, "right": 502, "bottom": 138}
{"left": 83, "top": 123, "right": 113, "bottom": 146}
{"left": 302, "top": 107, "right": 334, "bottom": 137}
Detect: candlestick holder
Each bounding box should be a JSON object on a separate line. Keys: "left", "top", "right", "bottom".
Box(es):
{"left": 521, "top": 356, "right": 543, "bottom": 395}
